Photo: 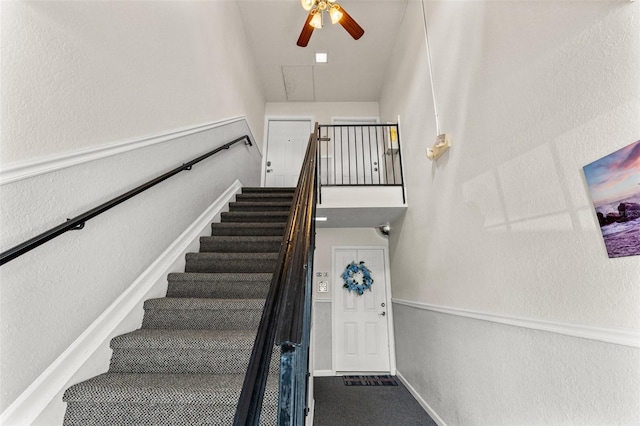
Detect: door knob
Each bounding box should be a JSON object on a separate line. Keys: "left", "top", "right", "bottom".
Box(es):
{"left": 267, "top": 169, "right": 273, "bottom": 173}
{"left": 266, "top": 161, "right": 272, "bottom": 166}
{"left": 379, "top": 312, "right": 386, "bottom": 316}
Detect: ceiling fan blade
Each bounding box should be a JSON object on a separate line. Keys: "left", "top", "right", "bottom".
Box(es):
{"left": 297, "top": 12, "right": 315, "bottom": 47}
{"left": 339, "top": 7, "right": 364, "bottom": 40}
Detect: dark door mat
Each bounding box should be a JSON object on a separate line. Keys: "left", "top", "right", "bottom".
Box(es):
{"left": 343, "top": 375, "right": 398, "bottom": 386}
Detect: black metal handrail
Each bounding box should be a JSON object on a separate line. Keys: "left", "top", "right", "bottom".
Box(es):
{"left": 0, "top": 135, "right": 252, "bottom": 266}
{"left": 234, "top": 125, "right": 317, "bottom": 426}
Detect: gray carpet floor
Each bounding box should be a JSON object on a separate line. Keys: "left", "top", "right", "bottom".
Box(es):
{"left": 313, "top": 377, "right": 437, "bottom": 426}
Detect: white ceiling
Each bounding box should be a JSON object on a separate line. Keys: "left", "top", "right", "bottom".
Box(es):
{"left": 235, "top": 0, "right": 409, "bottom": 102}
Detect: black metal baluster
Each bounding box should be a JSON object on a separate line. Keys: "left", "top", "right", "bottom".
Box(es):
{"left": 333, "top": 126, "right": 337, "bottom": 186}
{"left": 346, "top": 126, "right": 351, "bottom": 185}
{"left": 374, "top": 126, "right": 384, "bottom": 184}
{"left": 367, "top": 126, "right": 374, "bottom": 185}
{"left": 360, "top": 126, "right": 366, "bottom": 185}
{"left": 350, "top": 126, "right": 356, "bottom": 185}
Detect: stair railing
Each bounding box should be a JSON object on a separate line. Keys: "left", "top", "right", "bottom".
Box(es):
{"left": 234, "top": 125, "right": 318, "bottom": 426}
{"left": 0, "top": 135, "right": 252, "bottom": 266}
{"left": 316, "top": 123, "right": 405, "bottom": 203}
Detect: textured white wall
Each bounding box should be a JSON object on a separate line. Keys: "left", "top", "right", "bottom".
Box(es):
{"left": 380, "top": 1, "right": 640, "bottom": 423}
{"left": 0, "top": 122, "right": 262, "bottom": 412}
{"left": 0, "top": 0, "right": 265, "bottom": 412}
{"left": 265, "top": 102, "right": 380, "bottom": 127}
{"left": 394, "top": 304, "right": 640, "bottom": 425}
{"left": 0, "top": 0, "right": 265, "bottom": 164}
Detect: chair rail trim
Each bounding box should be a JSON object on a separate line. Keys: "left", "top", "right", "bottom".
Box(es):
{"left": 1, "top": 116, "right": 248, "bottom": 186}
{"left": 392, "top": 298, "right": 640, "bottom": 348}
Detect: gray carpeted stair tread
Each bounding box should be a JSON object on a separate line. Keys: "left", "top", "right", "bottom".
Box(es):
{"left": 229, "top": 201, "right": 292, "bottom": 212}
{"left": 110, "top": 329, "right": 257, "bottom": 350}
{"left": 221, "top": 211, "right": 290, "bottom": 223}
{"left": 236, "top": 193, "right": 294, "bottom": 202}
{"left": 143, "top": 297, "right": 264, "bottom": 311}
{"left": 108, "top": 329, "right": 279, "bottom": 375}
{"left": 167, "top": 272, "right": 273, "bottom": 283}
{"left": 211, "top": 222, "right": 286, "bottom": 236}
{"left": 166, "top": 272, "right": 272, "bottom": 299}
{"left": 63, "top": 373, "right": 278, "bottom": 405}
{"left": 185, "top": 252, "right": 279, "bottom": 273}
{"left": 142, "top": 297, "right": 264, "bottom": 330}
{"left": 200, "top": 235, "right": 282, "bottom": 253}
{"left": 63, "top": 374, "right": 279, "bottom": 425}
{"left": 168, "top": 272, "right": 273, "bottom": 282}
{"left": 242, "top": 187, "right": 295, "bottom": 193}
{"left": 64, "top": 403, "right": 276, "bottom": 426}
{"left": 63, "top": 403, "right": 274, "bottom": 426}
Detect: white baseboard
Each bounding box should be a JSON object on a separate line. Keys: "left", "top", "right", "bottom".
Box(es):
{"left": 0, "top": 116, "right": 249, "bottom": 185}
{"left": 392, "top": 298, "right": 640, "bottom": 348}
{"left": 313, "top": 370, "right": 334, "bottom": 377}
{"left": 0, "top": 180, "right": 243, "bottom": 425}
{"left": 396, "top": 371, "right": 447, "bottom": 426}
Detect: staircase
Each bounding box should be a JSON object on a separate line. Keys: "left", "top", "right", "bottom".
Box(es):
{"left": 63, "top": 187, "right": 295, "bottom": 425}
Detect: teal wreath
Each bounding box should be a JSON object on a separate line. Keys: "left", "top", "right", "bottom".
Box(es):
{"left": 342, "top": 261, "right": 374, "bottom": 295}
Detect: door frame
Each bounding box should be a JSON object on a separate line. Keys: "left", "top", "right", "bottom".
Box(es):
{"left": 330, "top": 245, "right": 396, "bottom": 376}
{"left": 331, "top": 116, "right": 379, "bottom": 125}
{"left": 261, "top": 116, "right": 314, "bottom": 187}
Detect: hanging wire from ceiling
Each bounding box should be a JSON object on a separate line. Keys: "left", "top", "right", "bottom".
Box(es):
{"left": 421, "top": 0, "right": 441, "bottom": 137}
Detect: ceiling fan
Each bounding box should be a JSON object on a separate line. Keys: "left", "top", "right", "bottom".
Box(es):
{"left": 297, "top": 0, "right": 365, "bottom": 47}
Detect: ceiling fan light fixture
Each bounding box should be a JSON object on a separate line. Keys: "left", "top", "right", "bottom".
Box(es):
{"left": 329, "top": 4, "right": 343, "bottom": 24}
{"left": 297, "top": 0, "right": 363, "bottom": 47}
{"left": 310, "top": 10, "right": 323, "bottom": 29}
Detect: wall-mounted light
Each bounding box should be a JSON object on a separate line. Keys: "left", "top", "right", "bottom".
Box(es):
{"left": 427, "top": 133, "right": 451, "bottom": 161}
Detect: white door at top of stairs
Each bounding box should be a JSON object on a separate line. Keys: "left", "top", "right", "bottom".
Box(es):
{"left": 264, "top": 119, "right": 313, "bottom": 187}
{"left": 330, "top": 117, "right": 384, "bottom": 185}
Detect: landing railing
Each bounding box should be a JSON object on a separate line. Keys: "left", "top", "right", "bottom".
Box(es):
{"left": 234, "top": 125, "right": 317, "bottom": 425}
{"left": 0, "top": 135, "right": 252, "bottom": 266}
{"left": 316, "top": 123, "right": 405, "bottom": 203}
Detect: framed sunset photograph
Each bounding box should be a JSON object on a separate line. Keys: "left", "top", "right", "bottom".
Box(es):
{"left": 583, "top": 140, "right": 640, "bottom": 258}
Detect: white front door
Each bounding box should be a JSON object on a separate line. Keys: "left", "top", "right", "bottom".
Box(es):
{"left": 265, "top": 119, "right": 313, "bottom": 187}
{"left": 333, "top": 248, "right": 390, "bottom": 372}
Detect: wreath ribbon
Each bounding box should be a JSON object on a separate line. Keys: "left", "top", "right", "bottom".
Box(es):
{"left": 342, "top": 261, "right": 374, "bottom": 295}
